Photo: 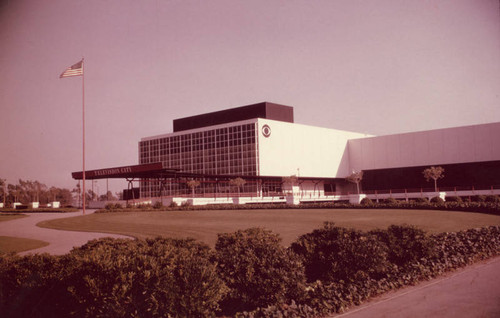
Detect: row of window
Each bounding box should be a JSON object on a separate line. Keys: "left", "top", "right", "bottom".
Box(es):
{"left": 140, "top": 124, "right": 256, "bottom": 153}
{"left": 140, "top": 182, "right": 260, "bottom": 197}
{"left": 140, "top": 123, "right": 259, "bottom": 175}
{"left": 139, "top": 123, "right": 261, "bottom": 197}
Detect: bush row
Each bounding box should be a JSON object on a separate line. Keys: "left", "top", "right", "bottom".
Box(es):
{"left": 1, "top": 225, "right": 499, "bottom": 317}
{"left": 238, "top": 225, "right": 500, "bottom": 317}
{"left": 100, "top": 196, "right": 500, "bottom": 216}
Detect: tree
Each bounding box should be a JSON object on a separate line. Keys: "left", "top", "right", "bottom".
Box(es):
{"left": 0, "top": 178, "right": 6, "bottom": 206}
{"left": 48, "top": 186, "right": 58, "bottom": 202}
{"left": 115, "top": 191, "right": 123, "bottom": 200}
{"left": 72, "top": 183, "right": 81, "bottom": 207}
{"left": 99, "top": 191, "right": 117, "bottom": 201}
{"left": 423, "top": 166, "right": 445, "bottom": 192}
{"left": 282, "top": 175, "right": 298, "bottom": 186}
{"left": 229, "top": 177, "right": 246, "bottom": 196}
{"left": 86, "top": 189, "right": 96, "bottom": 202}
{"left": 8, "top": 184, "right": 21, "bottom": 203}
{"left": 186, "top": 180, "right": 201, "bottom": 197}
{"left": 282, "top": 175, "right": 298, "bottom": 195}
{"left": 34, "top": 180, "right": 47, "bottom": 202}
{"left": 346, "top": 170, "right": 364, "bottom": 194}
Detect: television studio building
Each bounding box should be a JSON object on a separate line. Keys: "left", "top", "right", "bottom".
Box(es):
{"left": 74, "top": 102, "right": 500, "bottom": 206}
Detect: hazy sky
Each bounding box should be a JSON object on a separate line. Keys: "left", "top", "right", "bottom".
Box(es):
{"left": 1, "top": 0, "right": 499, "bottom": 194}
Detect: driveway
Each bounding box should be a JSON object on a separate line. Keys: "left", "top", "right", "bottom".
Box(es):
{"left": 0, "top": 210, "right": 131, "bottom": 255}
{"left": 330, "top": 256, "right": 500, "bottom": 318}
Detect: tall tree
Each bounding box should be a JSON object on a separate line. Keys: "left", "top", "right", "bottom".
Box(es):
{"left": 8, "top": 184, "right": 20, "bottom": 203}
{"left": 346, "top": 170, "right": 364, "bottom": 194}
{"left": 423, "top": 166, "right": 445, "bottom": 192}
{"left": 34, "top": 180, "right": 47, "bottom": 202}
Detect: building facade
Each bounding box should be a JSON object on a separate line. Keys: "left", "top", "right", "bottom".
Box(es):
{"left": 138, "top": 102, "right": 500, "bottom": 201}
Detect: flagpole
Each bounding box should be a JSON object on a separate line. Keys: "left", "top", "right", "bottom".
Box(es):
{"left": 82, "top": 57, "right": 86, "bottom": 215}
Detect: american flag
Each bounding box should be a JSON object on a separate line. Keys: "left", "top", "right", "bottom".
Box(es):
{"left": 60, "top": 60, "right": 83, "bottom": 78}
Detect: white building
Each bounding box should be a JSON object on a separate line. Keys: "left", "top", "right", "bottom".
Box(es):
{"left": 136, "top": 102, "right": 500, "bottom": 204}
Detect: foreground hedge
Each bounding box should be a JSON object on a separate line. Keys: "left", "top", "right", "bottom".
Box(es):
{"left": 1, "top": 225, "right": 499, "bottom": 317}
{"left": 291, "top": 223, "right": 390, "bottom": 283}
{"left": 215, "top": 228, "right": 306, "bottom": 315}
{"left": 0, "top": 238, "right": 227, "bottom": 318}
{"left": 248, "top": 225, "right": 500, "bottom": 317}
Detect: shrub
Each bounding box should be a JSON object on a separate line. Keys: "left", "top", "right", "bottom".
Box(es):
{"left": 66, "top": 237, "right": 227, "bottom": 317}
{"left": 235, "top": 300, "right": 316, "bottom": 318}
{"left": 0, "top": 239, "right": 227, "bottom": 318}
{"left": 431, "top": 226, "right": 500, "bottom": 269}
{"left": 445, "top": 196, "right": 463, "bottom": 203}
{"left": 412, "top": 197, "right": 429, "bottom": 204}
{"left": 290, "top": 222, "right": 389, "bottom": 284}
{"left": 153, "top": 201, "right": 163, "bottom": 209}
{"left": 136, "top": 203, "right": 152, "bottom": 210}
{"left": 485, "top": 195, "right": 500, "bottom": 203}
{"left": 370, "top": 225, "right": 436, "bottom": 267}
{"left": 472, "top": 195, "right": 487, "bottom": 202}
{"left": 360, "top": 197, "right": 373, "bottom": 206}
{"left": 430, "top": 196, "right": 445, "bottom": 205}
{"left": 104, "top": 203, "right": 123, "bottom": 210}
{"left": 215, "top": 228, "right": 306, "bottom": 315}
{"left": 0, "top": 254, "right": 84, "bottom": 318}
{"left": 384, "top": 197, "right": 399, "bottom": 205}
{"left": 168, "top": 201, "right": 178, "bottom": 208}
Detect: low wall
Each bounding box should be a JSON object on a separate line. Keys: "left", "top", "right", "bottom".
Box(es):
{"left": 111, "top": 188, "right": 500, "bottom": 208}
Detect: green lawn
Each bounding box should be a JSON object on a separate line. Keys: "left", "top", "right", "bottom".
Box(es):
{"left": 0, "top": 236, "right": 49, "bottom": 255}
{"left": 0, "top": 214, "right": 50, "bottom": 254}
{"left": 0, "top": 214, "right": 27, "bottom": 222}
{"left": 38, "top": 209, "right": 500, "bottom": 246}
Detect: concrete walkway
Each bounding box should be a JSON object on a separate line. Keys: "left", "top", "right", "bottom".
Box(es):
{"left": 0, "top": 210, "right": 131, "bottom": 255}
{"left": 330, "top": 256, "right": 500, "bottom": 318}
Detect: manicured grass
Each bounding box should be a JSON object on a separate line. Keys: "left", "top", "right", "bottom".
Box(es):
{"left": 38, "top": 209, "right": 500, "bottom": 247}
{"left": 0, "top": 208, "right": 78, "bottom": 213}
{"left": 0, "top": 214, "right": 27, "bottom": 222}
{"left": 0, "top": 236, "right": 49, "bottom": 255}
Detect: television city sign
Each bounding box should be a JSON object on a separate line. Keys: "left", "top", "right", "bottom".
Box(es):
{"left": 72, "top": 162, "right": 164, "bottom": 180}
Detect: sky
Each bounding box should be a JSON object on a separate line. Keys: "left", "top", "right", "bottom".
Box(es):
{"left": 0, "top": 0, "right": 499, "bottom": 195}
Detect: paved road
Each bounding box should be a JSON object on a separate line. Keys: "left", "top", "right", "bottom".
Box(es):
{"left": 330, "top": 256, "right": 500, "bottom": 318}
{"left": 0, "top": 210, "right": 131, "bottom": 255}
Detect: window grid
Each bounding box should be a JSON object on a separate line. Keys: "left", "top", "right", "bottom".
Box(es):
{"left": 139, "top": 123, "right": 258, "bottom": 197}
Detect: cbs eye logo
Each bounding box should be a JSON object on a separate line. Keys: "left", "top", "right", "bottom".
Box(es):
{"left": 262, "top": 124, "right": 271, "bottom": 138}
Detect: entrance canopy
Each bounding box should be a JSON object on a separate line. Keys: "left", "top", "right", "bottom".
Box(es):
{"left": 71, "top": 163, "right": 181, "bottom": 180}
{"left": 71, "top": 162, "right": 341, "bottom": 182}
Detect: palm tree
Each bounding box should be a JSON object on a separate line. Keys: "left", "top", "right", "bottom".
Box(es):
{"left": 229, "top": 177, "right": 246, "bottom": 196}
{"left": 186, "top": 180, "right": 201, "bottom": 197}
